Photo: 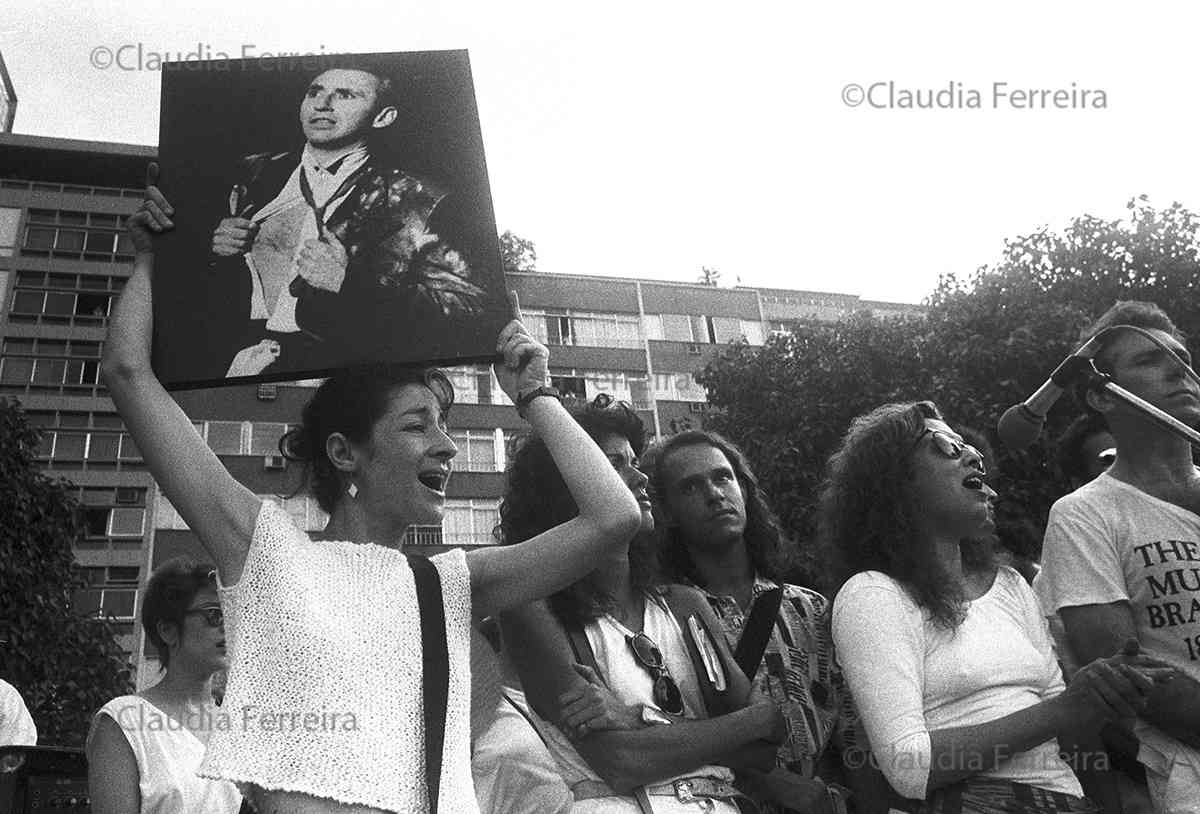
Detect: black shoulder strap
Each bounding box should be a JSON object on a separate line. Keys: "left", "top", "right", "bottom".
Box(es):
{"left": 733, "top": 587, "right": 783, "bottom": 681}
{"left": 409, "top": 554, "right": 448, "bottom": 814}
{"left": 562, "top": 616, "right": 602, "bottom": 676}
{"left": 660, "top": 587, "right": 740, "bottom": 717}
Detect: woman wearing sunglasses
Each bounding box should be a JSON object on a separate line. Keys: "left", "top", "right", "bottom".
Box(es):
{"left": 87, "top": 558, "right": 242, "bottom": 814}
{"left": 499, "top": 395, "right": 786, "bottom": 812}
{"left": 822, "top": 401, "right": 1173, "bottom": 814}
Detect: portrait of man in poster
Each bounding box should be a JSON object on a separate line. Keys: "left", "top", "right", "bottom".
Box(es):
{"left": 153, "top": 51, "right": 507, "bottom": 388}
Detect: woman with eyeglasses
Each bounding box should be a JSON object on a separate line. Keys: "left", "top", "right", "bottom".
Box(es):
{"left": 498, "top": 396, "right": 786, "bottom": 813}
{"left": 87, "top": 558, "right": 242, "bottom": 814}
{"left": 822, "top": 401, "right": 1174, "bottom": 814}
{"left": 101, "top": 171, "right": 641, "bottom": 814}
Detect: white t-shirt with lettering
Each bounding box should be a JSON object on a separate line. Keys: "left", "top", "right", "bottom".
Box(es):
{"left": 1035, "top": 471, "right": 1200, "bottom": 813}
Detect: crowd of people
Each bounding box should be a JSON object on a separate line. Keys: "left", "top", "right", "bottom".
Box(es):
{"left": 2, "top": 171, "right": 1198, "bottom": 814}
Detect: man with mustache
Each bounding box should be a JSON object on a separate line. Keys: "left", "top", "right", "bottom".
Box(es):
{"left": 210, "top": 63, "right": 485, "bottom": 378}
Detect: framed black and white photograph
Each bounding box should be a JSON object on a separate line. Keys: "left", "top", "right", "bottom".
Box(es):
{"left": 152, "top": 49, "right": 509, "bottom": 389}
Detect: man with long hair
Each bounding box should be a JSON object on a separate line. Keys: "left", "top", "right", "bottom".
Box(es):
{"left": 642, "top": 430, "right": 887, "bottom": 813}
{"left": 1035, "top": 301, "right": 1200, "bottom": 813}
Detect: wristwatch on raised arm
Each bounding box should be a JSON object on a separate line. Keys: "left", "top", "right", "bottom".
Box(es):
{"left": 516, "top": 385, "right": 561, "bottom": 418}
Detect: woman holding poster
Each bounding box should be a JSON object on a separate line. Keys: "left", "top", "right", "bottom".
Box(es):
{"left": 102, "top": 168, "right": 641, "bottom": 814}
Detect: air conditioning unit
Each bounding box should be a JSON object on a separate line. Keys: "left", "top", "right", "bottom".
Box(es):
{"left": 263, "top": 455, "right": 286, "bottom": 471}
{"left": 688, "top": 402, "right": 707, "bottom": 413}
{"left": 114, "top": 486, "right": 141, "bottom": 505}
{"left": 687, "top": 343, "right": 703, "bottom": 355}
{"left": 257, "top": 383, "right": 278, "bottom": 401}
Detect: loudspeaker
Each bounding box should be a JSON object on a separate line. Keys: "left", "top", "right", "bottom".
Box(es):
{"left": 0, "top": 746, "right": 90, "bottom": 813}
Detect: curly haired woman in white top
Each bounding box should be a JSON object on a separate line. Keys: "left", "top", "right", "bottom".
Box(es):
{"left": 102, "top": 167, "right": 641, "bottom": 814}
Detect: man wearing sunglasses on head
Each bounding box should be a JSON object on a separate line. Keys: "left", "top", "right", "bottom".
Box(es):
{"left": 1035, "top": 301, "right": 1200, "bottom": 814}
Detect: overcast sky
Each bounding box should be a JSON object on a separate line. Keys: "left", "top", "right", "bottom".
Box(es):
{"left": 4, "top": 1, "right": 1199, "bottom": 304}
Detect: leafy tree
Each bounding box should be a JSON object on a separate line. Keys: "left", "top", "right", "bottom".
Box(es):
{"left": 499, "top": 230, "right": 538, "bottom": 275}
{"left": 698, "top": 196, "right": 1200, "bottom": 589}
{"left": 0, "top": 397, "right": 132, "bottom": 745}
{"left": 698, "top": 266, "right": 721, "bottom": 287}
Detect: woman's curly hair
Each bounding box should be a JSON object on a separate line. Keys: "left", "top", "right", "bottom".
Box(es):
{"left": 279, "top": 364, "right": 454, "bottom": 514}
{"left": 640, "top": 430, "right": 796, "bottom": 586}
{"left": 818, "top": 400, "right": 988, "bottom": 630}
{"left": 498, "top": 396, "right": 659, "bottom": 628}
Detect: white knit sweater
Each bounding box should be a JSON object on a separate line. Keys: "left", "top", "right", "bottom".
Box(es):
{"left": 198, "top": 500, "right": 477, "bottom": 813}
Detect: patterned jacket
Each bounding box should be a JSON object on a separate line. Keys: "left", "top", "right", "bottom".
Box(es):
{"left": 222, "top": 148, "right": 488, "bottom": 365}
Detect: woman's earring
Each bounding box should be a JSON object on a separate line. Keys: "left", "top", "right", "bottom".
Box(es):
{"left": 347, "top": 482, "right": 359, "bottom": 499}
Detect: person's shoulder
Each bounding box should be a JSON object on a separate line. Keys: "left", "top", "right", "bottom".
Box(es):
{"left": 993, "top": 564, "right": 1035, "bottom": 596}
{"left": 839, "top": 570, "right": 905, "bottom": 595}
{"left": 659, "top": 582, "right": 712, "bottom": 611}
{"left": 780, "top": 582, "right": 831, "bottom": 615}
{"left": 1053, "top": 473, "right": 1123, "bottom": 509}
{"left": 94, "top": 694, "right": 144, "bottom": 719}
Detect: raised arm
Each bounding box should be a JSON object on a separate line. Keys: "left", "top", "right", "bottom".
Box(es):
{"left": 467, "top": 322, "right": 641, "bottom": 617}
{"left": 101, "top": 166, "right": 260, "bottom": 583}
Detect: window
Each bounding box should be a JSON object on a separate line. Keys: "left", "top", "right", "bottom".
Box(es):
{"left": 0, "top": 340, "right": 107, "bottom": 396}
{"left": 450, "top": 430, "right": 500, "bottom": 472}
{"left": 249, "top": 422, "right": 289, "bottom": 456}
{"left": 551, "top": 375, "right": 587, "bottom": 400}
{"left": 74, "top": 585, "right": 138, "bottom": 620}
{"left": 660, "top": 314, "right": 694, "bottom": 342}
{"left": 21, "top": 209, "right": 135, "bottom": 262}
{"left": 740, "top": 320, "right": 766, "bottom": 345}
{"left": 155, "top": 493, "right": 187, "bottom": 530}
{"left": 27, "top": 411, "right": 142, "bottom": 470}
{"left": 7, "top": 272, "right": 125, "bottom": 326}
{"left": 654, "top": 372, "right": 707, "bottom": 402}
{"left": 75, "top": 486, "right": 147, "bottom": 547}
{"left": 205, "top": 422, "right": 244, "bottom": 455}
{"left": 0, "top": 207, "right": 20, "bottom": 257}
{"left": 642, "top": 315, "right": 664, "bottom": 341}
{"left": 525, "top": 310, "right": 642, "bottom": 350}
{"left": 444, "top": 365, "right": 508, "bottom": 405}
{"left": 711, "top": 317, "right": 744, "bottom": 344}
{"left": 443, "top": 499, "right": 500, "bottom": 546}
{"left": 629, "top": 377, "right": 652, "bottom": 410}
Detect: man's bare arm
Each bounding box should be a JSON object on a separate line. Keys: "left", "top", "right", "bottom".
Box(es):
{"left": 1061, "top": 601, "right": 1200, "bottom": 749}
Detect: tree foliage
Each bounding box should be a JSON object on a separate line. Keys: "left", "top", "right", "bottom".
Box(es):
{"left": 499, "top": 230, "right": 538, "bottom": 275}
{"left": 0, "top": 398, "right": 132, "bottom": 745}
{"left": 698, "top": 197, "right": 1200, "bottom": 590}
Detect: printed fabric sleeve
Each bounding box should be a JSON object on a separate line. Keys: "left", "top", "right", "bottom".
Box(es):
{"left": 832, "top": 575, "right": 932, "bottom": 800}
{"left": 1035, "top": 496, "right": 1128, "bottom": 616}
